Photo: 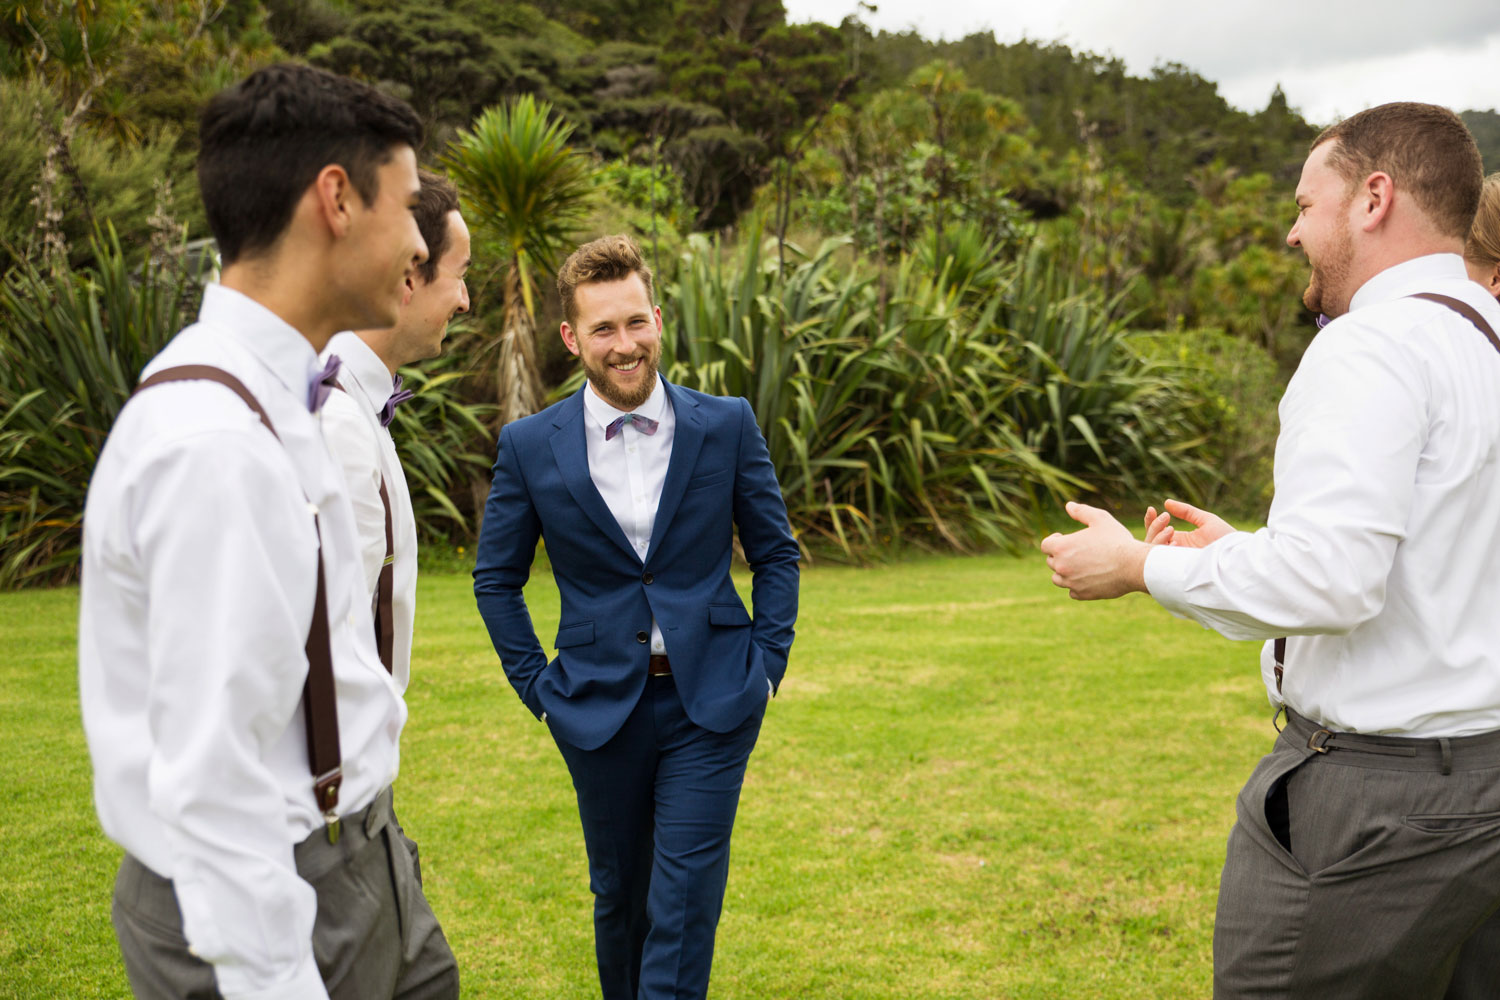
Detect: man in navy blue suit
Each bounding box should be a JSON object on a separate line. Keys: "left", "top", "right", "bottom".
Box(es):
{"left": 473, "top": 234, "right": 800, "bottom": 999}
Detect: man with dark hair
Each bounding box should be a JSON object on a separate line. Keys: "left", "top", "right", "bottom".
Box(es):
{"left": 322, "top": 168, "right": 470, "bottom": 688}
{"left": 474, "top": 233, "right": 800, "bottom": 1000}
{"left": 1041, "top": 102, "right": 1500, "bottom": 997}
{"left": 79, "top": 63, "right": 459, "bottom": 999}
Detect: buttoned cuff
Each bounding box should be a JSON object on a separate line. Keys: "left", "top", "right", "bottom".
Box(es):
{"left": 219, "top": 955, "right": 329, "bottom": 1000}
{"left": 1142, "top": 545, "right": 1202, "bottom": 621}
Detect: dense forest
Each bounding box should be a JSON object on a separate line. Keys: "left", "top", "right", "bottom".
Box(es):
{"left": 3, "top": 0, "right": 1497, "bottom": 584}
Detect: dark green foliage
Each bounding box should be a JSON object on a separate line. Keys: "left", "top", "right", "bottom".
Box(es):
{"left": 1461, "top": 109, "right": 1500, "bottom": 174}
{"left": 1132, "top": 328, "right": 1282, "bottom": 519}
{"left": 0, "top": 78, "right": 198, "bottom": 271}
{"left": 0, "top": 229, "right": 203, "bottom": 587}
{"left": 388, "top": 358, "right": 497, "bottom": 543}
{"left": 308, "top": 4, "right": 509, "bottom": 130}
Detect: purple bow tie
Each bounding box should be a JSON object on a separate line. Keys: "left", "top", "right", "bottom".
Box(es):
{"left": 308, "top": 354, "right": 342, "bottom": 412}
{"left": 1316, "top": 313, "right": 1331, "bottom": 330}
{"left": 379, "top": 375, "right": 415, "bottom": 428}
{"left": 605, "top": 412, "right": 659, "bottom": 441}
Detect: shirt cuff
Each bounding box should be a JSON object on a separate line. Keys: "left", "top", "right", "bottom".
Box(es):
{"left": 768, "top": 678, "right": 775, "bottom": 698}
{"left": 219, "top": 955, "right": 329, "bottom": 1000}
{"left": 1142, "top": 545, "right": 1202, "bottom": 621}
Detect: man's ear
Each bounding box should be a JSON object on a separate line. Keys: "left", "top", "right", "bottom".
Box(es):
{"left": 401, "top": 274, "right": 417, "bottom": 307}
{"left": 1358, "top": 171, "right": 1394, "bottom": 232}
{"left": 311, "top": 164, "right": 355, "bottom": 238}
{"left": 559, "top": 321, "right": 581, "bottom": 357}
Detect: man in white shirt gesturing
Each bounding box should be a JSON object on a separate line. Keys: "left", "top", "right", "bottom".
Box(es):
{"left": 79, "top": 65, "right": 459, "bottom": 999}
{"left": 1041, "top": 103, "right": 1500, "bottom": 997}
{"left": 321, "top": 169, "right": 470, "bottom": 691}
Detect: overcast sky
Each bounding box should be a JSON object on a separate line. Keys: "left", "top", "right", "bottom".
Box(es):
{"left": 782, "top": 0, "right": 1500, "bottom": 125}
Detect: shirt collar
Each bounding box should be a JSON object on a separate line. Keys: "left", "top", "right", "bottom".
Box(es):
{"left": 322, "top": 331, "right": 398, "bottom": 410}
{"left": 198, "top": 283, "right": 323, "bottom": 398}
{"left": 1348, "top": 253, "right": 1470, "bottom": 313}
{"left": 582, "top": 374, "right": 668, "bottom": 431}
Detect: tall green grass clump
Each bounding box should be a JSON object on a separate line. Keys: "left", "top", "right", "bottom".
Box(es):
{"left": 0, "top": 229, "right": 201, "bottom": 587}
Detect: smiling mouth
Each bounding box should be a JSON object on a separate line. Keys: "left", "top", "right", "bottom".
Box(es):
{"left": 609, "top": 359, "right": 643, "bottom": 373}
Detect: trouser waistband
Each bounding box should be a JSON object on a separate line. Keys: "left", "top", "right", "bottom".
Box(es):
{"left": 1280, "top": 708, "right": 1500, "bottom": 772}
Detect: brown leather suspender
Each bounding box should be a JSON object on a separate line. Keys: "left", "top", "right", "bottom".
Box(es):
{"left": 330, "top": 381, "right": 396, "bottom": 675}
{"left": 131, "top": 366, "right": 345, "bottom": 842}
{"left": 1272, "top": 293, "right": 1500, "bottom": 692}
{"left": 374, "top": 477, "right": 395, "bottom": 674}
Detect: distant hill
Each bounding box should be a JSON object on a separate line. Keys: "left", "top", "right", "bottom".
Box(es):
{"left": 1461, "top": 110, "right": 1500, "bottom": 174}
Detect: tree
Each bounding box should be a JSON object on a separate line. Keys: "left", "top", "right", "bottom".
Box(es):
{"left": 442, "top": 95, "right": 596, "bottom": 427}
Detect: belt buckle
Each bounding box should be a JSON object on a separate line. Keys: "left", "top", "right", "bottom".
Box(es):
{"left": 1308, "top": 729, "right": 1333, "bottom": 754}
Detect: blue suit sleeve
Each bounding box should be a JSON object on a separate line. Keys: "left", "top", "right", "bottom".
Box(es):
{"left": 472, "top": 424, "right": 548, "bottom": 717}
{"left": 731, "top": 397, "right": 800, "bottom": 692}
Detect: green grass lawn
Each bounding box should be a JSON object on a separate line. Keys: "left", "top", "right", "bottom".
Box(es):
{"left": 0, "top": 550, "right": 1274, "bottom": 999}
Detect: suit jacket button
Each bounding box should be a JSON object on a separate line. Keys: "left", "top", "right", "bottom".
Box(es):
{"left": 643, "top": 571, "right": 654, "bottom": 584}
{"left": 636, "top": 630, "right": 649, "bottom": 643}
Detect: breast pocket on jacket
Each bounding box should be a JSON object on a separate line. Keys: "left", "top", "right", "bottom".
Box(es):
{"left": 686, "top": 470, "right": 731, "bottom": 492}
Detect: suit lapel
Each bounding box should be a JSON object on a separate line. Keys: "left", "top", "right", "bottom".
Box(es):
{"left": 647, "top": 380, "right": 704, "bottom": 563}
{"left": 549, "top": 389, "right": 641, "bottom": 563}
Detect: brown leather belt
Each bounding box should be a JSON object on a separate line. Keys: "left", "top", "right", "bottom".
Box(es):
{"left": 648, "top": 655, "right": 672, "bottom": 676}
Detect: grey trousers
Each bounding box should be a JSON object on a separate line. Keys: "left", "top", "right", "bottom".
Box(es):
{"left": 111, "top": 787, "right": 459, "bottom": 1000}
{"left": 1214, "top": 709, "right": 1500, "bottom": 1000}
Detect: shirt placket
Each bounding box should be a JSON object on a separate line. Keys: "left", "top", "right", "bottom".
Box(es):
{"left": 623, "top": 424, "right": 652, "bottom": 559}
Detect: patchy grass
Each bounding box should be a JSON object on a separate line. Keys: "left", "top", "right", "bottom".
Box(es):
{"left": 0, "top": 549, "right": 1272, "bottom": 999}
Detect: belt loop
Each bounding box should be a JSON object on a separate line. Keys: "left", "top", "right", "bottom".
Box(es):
{"left": 1440, "top": 737, "right": 1453, "bottom": 776}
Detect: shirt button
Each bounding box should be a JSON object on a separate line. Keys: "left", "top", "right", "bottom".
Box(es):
{"left": 643, "top": 572, "right": 654, "bottom": 584}
{"left": 636, "top": 630, "right": 649, "bottom": 643}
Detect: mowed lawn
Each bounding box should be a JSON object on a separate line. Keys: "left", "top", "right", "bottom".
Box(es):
{"left": 1, "top": 549, "right": 1274, "bottom": 999}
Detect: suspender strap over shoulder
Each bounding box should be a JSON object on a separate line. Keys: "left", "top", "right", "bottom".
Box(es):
{"left": 131, "top": 365, "right": 344, "bottom": 842}
{"left": 1409, "top": 292, "right": 1500, "bottom": 355}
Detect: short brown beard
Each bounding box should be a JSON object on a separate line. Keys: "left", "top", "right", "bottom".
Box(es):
{"left": 1302, "top": 212, "right": 1355, "bottom": 318}
{"left": 583, "top": 352, "right": 659, "bottom": 410}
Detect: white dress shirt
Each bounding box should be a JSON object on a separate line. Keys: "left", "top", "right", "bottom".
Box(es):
{"left": 582, "top": 377, "right": 675, "bottom": 653}
{"left": 320, "top": 332, "right": 419, "bottom": 692}
{"left": 1145, "top": 254, "right": 1500, "bottom": 737}
{"left": 78, "top": 284, "right": 405, "bottom": 1000}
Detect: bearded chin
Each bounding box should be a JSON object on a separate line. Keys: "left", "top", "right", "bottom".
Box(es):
{"left": 586, "top": 355, "right": 659, "bottom": 410}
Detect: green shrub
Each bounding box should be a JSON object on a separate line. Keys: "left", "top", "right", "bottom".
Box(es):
{"left": 0, "top": 229, "right": 202, "bottom": 587}
{"left": 992, "top": 249, "right": 1217, "bottom": 504}
{"left": 1130, "top": 327, "right": 1283, "bottom": 519}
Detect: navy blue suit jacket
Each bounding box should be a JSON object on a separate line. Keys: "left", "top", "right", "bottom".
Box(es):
{"left": 473, "top": 380, "right": 800, "bottom": 751}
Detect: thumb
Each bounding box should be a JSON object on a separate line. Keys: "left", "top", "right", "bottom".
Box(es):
{"left": 1163, "top": 498, "right": 1209, "bottom": 527}
{"left": 1065, "top": 501, "right": 1107, "bottom": 527}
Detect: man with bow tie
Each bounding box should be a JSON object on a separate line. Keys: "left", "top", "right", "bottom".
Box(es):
{"left": 78, "top": 65, "right": 458, "bottom": 999}
{"left": 321, "top": 169, "right": 471, "bottom": 692}
{"left": 473, "top": 234, "right": 800, "bottom": 1000}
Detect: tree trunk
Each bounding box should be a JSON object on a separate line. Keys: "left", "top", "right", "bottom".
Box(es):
{"left": 496, "top": 263, "right": 543, "bottom": 428}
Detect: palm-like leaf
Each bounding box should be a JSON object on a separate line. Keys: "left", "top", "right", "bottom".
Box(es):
{"left": 441, "top": 96, "right": 596, "bottom": 427}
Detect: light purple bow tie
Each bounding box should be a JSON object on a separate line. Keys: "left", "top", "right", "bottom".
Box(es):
{"left": 1316, "top": 313, "right": 1331, "bottom": 330}
{"left": 379, "top": 375, "right": 415, "bottom": 428}
{"left": 308, "top": 354, "right": 342, "bottom": 412}
{"left": 605, "top": 412, "right": 659, "bottom": 441}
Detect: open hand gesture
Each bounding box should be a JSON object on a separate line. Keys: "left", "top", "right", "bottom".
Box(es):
{"left": 1143, "top": 499, "right": 1234, "bottom": 549}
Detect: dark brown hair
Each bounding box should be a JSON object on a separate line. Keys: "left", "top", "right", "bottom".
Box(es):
{"left": 556, "top": 234, "right": 655, "bottom": 325}
{"left": 198, "top": 63, "right": 424, "bottom": 264}
{"left": 1466, "top": 173, "right": 1500, "bottom": 270}
{"left": 1311, "top": 102, "right": 1482, "bottom": 240}
{"left": 413, "top": 169, "right": 462, "bottom": 284}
